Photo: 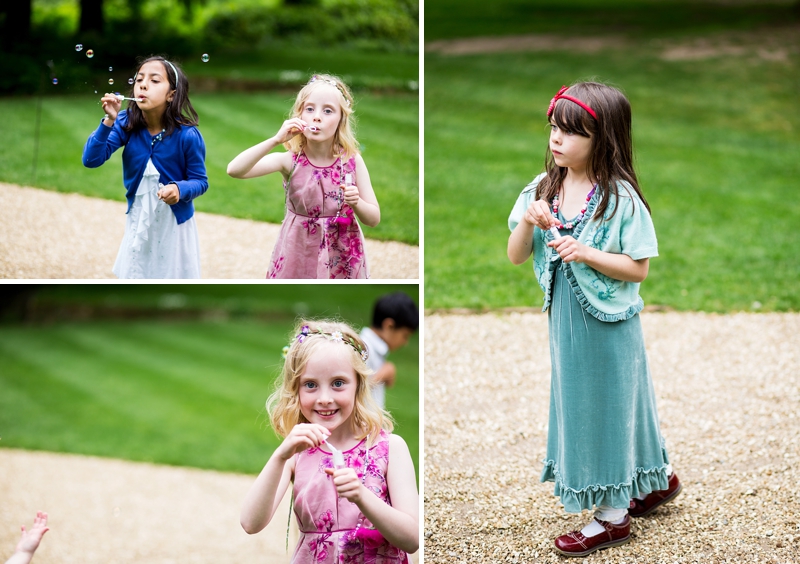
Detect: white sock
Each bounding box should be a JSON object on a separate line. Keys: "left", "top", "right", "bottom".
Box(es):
{"left": 580, "top": 506, "right": 627, "bottom": 537}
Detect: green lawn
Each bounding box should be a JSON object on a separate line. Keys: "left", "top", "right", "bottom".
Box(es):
{"left": 0, "top": 285, "right": 420, "bottom": 478}
{"left": 424, "top": 3, "right": 800, "bottom": 311}
{"left": 180, "top": 45, "right": 419, "bottom": 91}
{"left": 425, "top": 0, "right": 797, "bottom": 40}
{"left": 0, "top": 90, "right": 418, "bottom": 244}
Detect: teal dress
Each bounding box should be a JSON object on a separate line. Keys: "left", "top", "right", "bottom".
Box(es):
{"left": 540, "top": 212, "right": 670, "bottom": 513}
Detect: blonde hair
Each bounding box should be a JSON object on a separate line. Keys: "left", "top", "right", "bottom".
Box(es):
{"left": 267, "top": 318, "right": 392, "bottom": 443}
{"left": 283, "top": 74, "right": 359, "bottom": 162}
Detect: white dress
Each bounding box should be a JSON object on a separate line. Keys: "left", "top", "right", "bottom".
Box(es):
{"left": 113, "top": 159, "right": 201, "bottom": 279}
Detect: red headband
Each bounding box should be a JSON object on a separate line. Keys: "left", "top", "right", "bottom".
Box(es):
{"left": 547, "top": 85, "right": 597, "bottom": 120}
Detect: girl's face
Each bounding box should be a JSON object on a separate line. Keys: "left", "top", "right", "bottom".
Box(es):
{"left": 549, "top": 122, "right": 593, "bottom": 172}
{"left": 298, "top": 341, "right": 357, "bottom": 437}
{"left": 134, "top": 60, "right": 175, "bottom": 114}
{"left": 300, "top": 84, "right": 343, "bottom": 142}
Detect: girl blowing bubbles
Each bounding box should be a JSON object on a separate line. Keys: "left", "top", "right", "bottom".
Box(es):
{"left": 508, "top": 82, "right": 681, "bottom": 558}
{"left": 82, "top": 57, "right": 208, "bottom": 279}
{"left": 227, "top": 74, "right": 378, "bottom": 279}
{"left": 241, "top": 320, "right": 418, "bottom": 563}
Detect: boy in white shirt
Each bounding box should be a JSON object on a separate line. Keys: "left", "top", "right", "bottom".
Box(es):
{"left": 359, "top": 292, "right": 419, "bottom": 409}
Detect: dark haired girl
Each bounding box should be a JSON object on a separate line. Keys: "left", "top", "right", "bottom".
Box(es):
{"left": 508, "top": 82, "right": 681, "bottom": 557}
{"left": 82, "top": 56, "right": 207, "bottom": 278}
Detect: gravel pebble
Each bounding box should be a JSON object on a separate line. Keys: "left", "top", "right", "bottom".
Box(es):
{"left": 0, "top": 182, "right": 418, "bottom": 280}
{"left": 424, "top": 311, "right": 800, "bottom": 563}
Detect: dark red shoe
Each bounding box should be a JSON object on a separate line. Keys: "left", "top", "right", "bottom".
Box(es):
{"left": 629, "top": 473, "right": 682, "bottom": 517}
{"left": 554, "top": 515, "right": 631, "bottom": 558}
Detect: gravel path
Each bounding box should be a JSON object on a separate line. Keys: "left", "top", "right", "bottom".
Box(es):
{"left": 0, "top": 182, "right": 418, "bottom": 280}
{"left": 424, "top": 311, "right": 800, "bottom": 563}
{"left": 425, "top": 25, "right": 799, "bottom": 61}
{"left": 0, "top": 448, "right": 293, "bottom": 563}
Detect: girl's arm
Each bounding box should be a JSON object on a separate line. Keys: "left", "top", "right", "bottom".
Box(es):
{"left": 508, "top": 198, "right": 556, "bottom": 265}
{"left": 328, "top": 434, "right": 419, "bottom": 553}
{"left": 179, "top": 128, "right": 209, "bottom": 201}
{"left": 82, "top": 96, "right": 127, "bottom": 168}
{"left": 239, "top": 450, "right": 295, "bottom": 534}
{"left": 343, "top": 154, "right": 380, "bottom": 228}
{"left": 240, "top": 423, "right": 330, "bottom": 534}
{"left": 5, "top": 512, "right": 49, "bottom": 564}
{"left": 227, "top": 118, "right": 307, "bottom": 179}
{"left": 549, "top": 238, "right": 650, "bottom": 282}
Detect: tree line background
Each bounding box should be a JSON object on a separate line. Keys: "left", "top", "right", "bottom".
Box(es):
{"left": 0, "top": 0, "right": 419, "bottom": 94}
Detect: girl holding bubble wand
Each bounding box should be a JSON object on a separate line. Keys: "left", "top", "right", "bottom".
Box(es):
{"left": 507, "top": 82, "right": 681, "bottom": 558}
{"left": 82, "top": 56, "right": 208, "bottom": 279}
{"left": 240, "top": 320, "right": 418, "bottom": 563}
{"left": 227, "top": 74, "right": 378, "bottom": 279}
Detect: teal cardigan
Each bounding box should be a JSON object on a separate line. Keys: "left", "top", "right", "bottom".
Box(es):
{"left": 509, "top": 173, "right": 658, "bottom": 322}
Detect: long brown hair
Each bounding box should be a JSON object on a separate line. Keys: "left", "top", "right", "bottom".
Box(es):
{"left": 535, "top": 82, "right": 650, "bottom": 220}
{"left": 122, "top": 56, "right": 199, "bottom": 137}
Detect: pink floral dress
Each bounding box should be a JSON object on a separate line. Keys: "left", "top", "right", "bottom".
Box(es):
{"left": 268, "top": 152, "right": 369, "bottom": 279}
{"left": 290, "top": 430, "right": 409, "bottom": 564}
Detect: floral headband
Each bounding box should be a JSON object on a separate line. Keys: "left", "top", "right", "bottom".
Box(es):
{"left": 547, "top": 85, "right": 597, "bottom": 121}
{"left": 282, "top": 325, "right": 369, "bottom": 362}
{"left": 309, "top": 75, "right": 351, "bottom": 107}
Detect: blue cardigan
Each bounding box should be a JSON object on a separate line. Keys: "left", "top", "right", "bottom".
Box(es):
{"left": 82, "top": 110, "right": 208, "bottom": 224}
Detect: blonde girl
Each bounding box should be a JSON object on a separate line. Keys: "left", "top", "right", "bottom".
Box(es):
{"left": 508, "top": 82, "right": 681, "bottom": 557}
{"left": 227, "top": 75, "right": 379, "bottom": 279}
{"left": 240, "top": 320, "right": 418, "bottom": 563}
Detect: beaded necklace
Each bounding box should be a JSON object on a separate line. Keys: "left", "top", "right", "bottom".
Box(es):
{"left": 552, "top": 184, "right": 597, "bottom": 229}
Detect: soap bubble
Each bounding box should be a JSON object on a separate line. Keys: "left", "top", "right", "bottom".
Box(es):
{"left": 108, "top": 78, "right": 114, "bottom": 85}
{"left": 52, "top": 78, "right": 58, "bottom": 85}
{"left": 128, "top": 78, "right": 134, "bottom": 85}
{"left": 109, "top": 66, "right": 113, "bottom": 72}
{"left": 86, "top": 49, "right": 94, "bottom": 58}
{"left": 75, "top": 44, "right": 83, "bottom": 52}
{"left": 201, "top": 53, "right": 209, "bottom": 63}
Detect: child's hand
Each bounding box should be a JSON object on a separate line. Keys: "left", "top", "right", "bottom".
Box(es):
{"left": 15, "top": 511, "right": 49, "bottom": 555}
{"left": 157, "top": 183, "right": 180, "bottom": 205}
{"left": 275, "top": 423, "right": 330, "bottom": 461}
{"left": 548, "top": 235, "right": 589, "bottom": 264}
{"left": 324, "top": 467, "right": 364, "bottom": 503}
{"left": 273, "top": 118, "right": 308, "bottom": 144}
{"left": 342, "top": 182, "right": 359, "bottom": 207}
{"left": 100, "top": 93, "right": 122, "bottom": 121}
{"left": 524, "top": 199, "right": 558, "bottom": 230}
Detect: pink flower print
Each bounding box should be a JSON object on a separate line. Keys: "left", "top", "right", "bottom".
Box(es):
{"left": 307, "top": 534, "right": 333, "bottom": 564}
{"left": 268, "top": 256, "right": 285, "bottom": 278}
{"left": 303, "top": 217, "right": 319, "bottom": 235}
{"left": 371, "top": 440, "right": 390, "bottom": 462}
{"left": 315, "top": 510, "right": 334, "bottom": 532}
{"left": 302, "top": 205, "right": 322, "bottom": 235}
{"left": 349, "top": 454, "right": 364, "bottom": 476}
{"left": 331, "top": 167, "right": 341, "bottom": 186}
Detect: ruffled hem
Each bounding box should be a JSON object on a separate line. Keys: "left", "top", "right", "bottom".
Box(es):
{"left": 561, "top": 260, "right": 645, "bottom": 322}
{"left": 540, "top": 445, "right": 671, "bottom": 513}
